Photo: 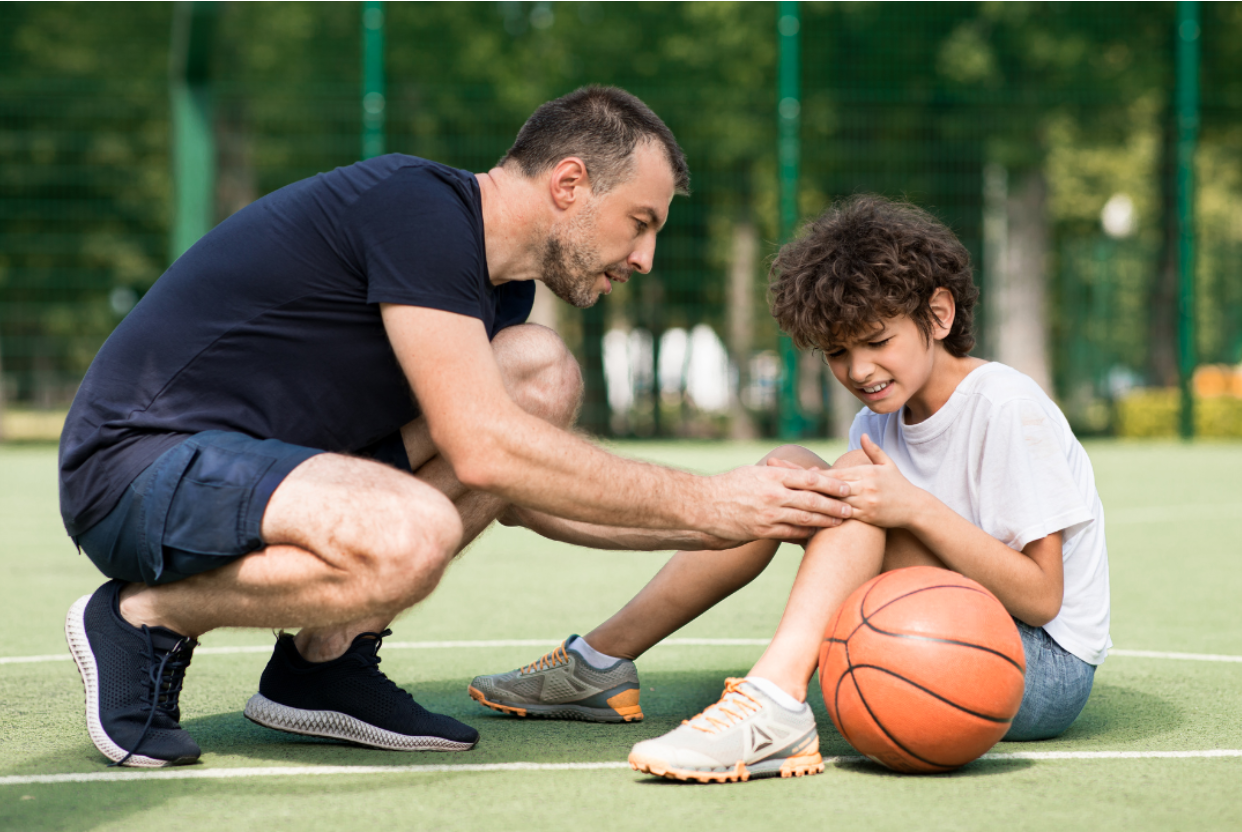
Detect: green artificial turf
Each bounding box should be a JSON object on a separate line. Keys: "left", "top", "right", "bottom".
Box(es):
{"left": 1, "top": 441, "right": 1240, "bottom": 831}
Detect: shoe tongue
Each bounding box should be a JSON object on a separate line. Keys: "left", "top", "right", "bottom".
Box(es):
{"left": 147, "top": 626, "right": 191, "bottom": 654}
{"left": 349, "top": 632, "right": 383, "bottom": 658}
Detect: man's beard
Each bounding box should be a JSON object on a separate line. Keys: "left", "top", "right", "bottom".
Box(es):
{"left": 538, "top": 205, "right": 626, "bottom": 309}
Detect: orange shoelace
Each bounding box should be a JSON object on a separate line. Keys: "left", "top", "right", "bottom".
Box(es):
{"left": 521, "top": 644, "right": 569, "bottom": 675}
{"left": 685, "top": 678, "right": 762, "bottom": 734}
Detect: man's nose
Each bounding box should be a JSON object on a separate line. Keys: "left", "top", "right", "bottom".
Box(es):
{"left": 628, "top": 236, "right": 655, "bottom": 275}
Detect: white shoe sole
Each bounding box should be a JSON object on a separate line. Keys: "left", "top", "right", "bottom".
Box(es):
{"left": 65, "top": 594, "right": 194, "bottom": 768}
{"left": 243, "top": 693, "right": 475, "bottom": 752}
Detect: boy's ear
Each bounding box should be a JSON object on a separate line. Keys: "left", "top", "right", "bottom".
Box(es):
{"left": 929, "top": 287, "right": 956, "bottom": 341}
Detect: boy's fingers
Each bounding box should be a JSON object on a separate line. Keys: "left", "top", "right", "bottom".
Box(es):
{"left": 860, "top": 433, "right": 890, "bottom": 465}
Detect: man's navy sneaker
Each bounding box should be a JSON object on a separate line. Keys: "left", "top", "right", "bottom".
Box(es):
{"left": 65, "top": 580, "right": 201, "bottom": 767}
{"left": 244, "top": 630, "right": 478, "bottom": 751}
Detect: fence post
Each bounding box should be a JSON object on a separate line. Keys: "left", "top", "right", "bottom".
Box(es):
{"left": 169, "top": 2, "right": 218, "bottom": 262}
{"left": 777, "top": 1, "right": 805, "bottom": 439}
{"left": 1176, "top": 1, "right": 1199, "bottom": 440}
{"left": 362, "top": 2, "right": 386, "bottom": 160}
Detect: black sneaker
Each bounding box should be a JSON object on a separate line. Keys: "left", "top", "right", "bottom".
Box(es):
{"left": 244, "top": 630, "right": 478, "bottom": 751}
{"left": 65, "top": 580, "right": 201, "bottom": 767}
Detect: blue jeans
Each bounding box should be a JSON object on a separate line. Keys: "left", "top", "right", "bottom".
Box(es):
{"left": 1005, "top": 620, "right": 1096, "bottom": 741}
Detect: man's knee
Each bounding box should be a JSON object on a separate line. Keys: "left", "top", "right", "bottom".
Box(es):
{"left": 493, "top": 323, "right": 583, "bottom": 428}
{"left": 348, "top": 480, "right": 464, "bottom": 611}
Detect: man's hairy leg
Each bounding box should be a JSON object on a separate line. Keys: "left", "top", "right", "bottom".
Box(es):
{"left": 117, "top": 453, "right": 464, "bottom": 642}
{"left": 296, "top": 323, "right": 583, "bottom": 660}
{"left": 583, "top": 444, "right": 836, "bottom": 661}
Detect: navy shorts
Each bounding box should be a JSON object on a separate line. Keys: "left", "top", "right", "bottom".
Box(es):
{"left": 74, "top": 430, "right": 412, "bottom": 586}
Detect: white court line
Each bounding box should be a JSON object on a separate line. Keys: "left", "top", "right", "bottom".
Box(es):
{"left": 1110, "top": 649, "right": 1242, "bottom": 663}
{"left": 4, "top": 640, "right": 1240, "bottom": 666}
{"left": 2, "top": 750, "right": 1240, "bottom": 787}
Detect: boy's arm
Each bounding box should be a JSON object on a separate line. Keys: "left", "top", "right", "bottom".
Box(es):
{"left": 834, "top": 435, "right": 1065, "bottom": 626}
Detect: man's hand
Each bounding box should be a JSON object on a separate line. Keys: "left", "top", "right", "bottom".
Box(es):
{"left": 706, "top": 464, "right": 852, "bottom": 541}
{"left": 829, "top": 434, "right": 927, "bottom": 529}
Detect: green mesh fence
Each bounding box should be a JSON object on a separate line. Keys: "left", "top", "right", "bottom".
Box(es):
{"left": 2, "top": 2, "right": 1241, "bottom": 438}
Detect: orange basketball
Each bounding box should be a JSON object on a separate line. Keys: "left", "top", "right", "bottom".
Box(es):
{"left": 818, "top": 566, "right": 1026, "bottom": 773}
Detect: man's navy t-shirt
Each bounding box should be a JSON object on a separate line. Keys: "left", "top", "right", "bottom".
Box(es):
{"left": 59, "top": 155, "right": 534, "bottom": 536}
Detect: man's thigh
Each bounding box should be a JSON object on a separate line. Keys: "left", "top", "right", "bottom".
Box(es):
{"left": 76, "top": 431, "right": 324, "bottom": 586}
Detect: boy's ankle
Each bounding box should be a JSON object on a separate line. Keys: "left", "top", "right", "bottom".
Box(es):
{"left": 744, "top": 676, "right": 806, "bottom": 710}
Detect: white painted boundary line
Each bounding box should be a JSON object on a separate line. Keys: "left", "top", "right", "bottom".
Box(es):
{"left": 4, "top": 640, "right": 1241, "bottom": 666}
{"left": 3, "top": 750, "right": 1240, "bottom": 787}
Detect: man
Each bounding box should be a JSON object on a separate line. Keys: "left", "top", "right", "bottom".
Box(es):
{"left": 59, "top": 86, "right": 853, "bottom": 768}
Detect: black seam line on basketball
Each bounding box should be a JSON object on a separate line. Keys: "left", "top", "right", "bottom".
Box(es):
{"left": 837, "top": 581, "right": 1025, "bottom": 674}
{"left": 859, "top": 626, "right": 1026, "bottom": 673}
{"left": 847, "top": 664, "right": 1016, "bottom": 724}
{"left": 835, "top": 576, "right": 982, "bottom": 643}
{"left": 836, "top": 669, "right": 953, "bottom": 771}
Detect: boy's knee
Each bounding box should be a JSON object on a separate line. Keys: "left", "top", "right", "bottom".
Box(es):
{"left": 832, "top": 448, "right": 870, "bottom": 468}
{"left": 759, "top": 444, "right": 832, "bottom": 469}
{"left": 493, "top": 324, "right": 583, "bottom": 427}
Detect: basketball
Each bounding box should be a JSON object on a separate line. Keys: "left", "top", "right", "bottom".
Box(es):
{"left": 818, "top": 566, "right": 1026, "bottom": 773}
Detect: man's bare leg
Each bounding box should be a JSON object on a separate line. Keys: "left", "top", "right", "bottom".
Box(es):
{"left": 292, "top": 323, "right": 582, "bottom": 660}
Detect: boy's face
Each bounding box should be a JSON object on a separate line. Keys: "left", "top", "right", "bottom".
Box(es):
{"left": 821, "top": 314, "right": 938, "bottom": 419}
{"left": 820, "top": 286, "right": 968, "bottom": 424}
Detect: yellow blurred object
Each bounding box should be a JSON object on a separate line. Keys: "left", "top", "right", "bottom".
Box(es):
{"left": 0, "top": 408, "right": 67, "bottom": 443}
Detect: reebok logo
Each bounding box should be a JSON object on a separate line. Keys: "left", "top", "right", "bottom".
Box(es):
{"left": 748, "top": 724, "right": 774, "bottom": 754}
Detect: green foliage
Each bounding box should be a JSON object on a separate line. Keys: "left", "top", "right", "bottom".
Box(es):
{"left": 1115, "top": 388, "right": 1242, "bottom": 438}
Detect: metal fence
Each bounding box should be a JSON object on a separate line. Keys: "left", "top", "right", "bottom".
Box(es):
{"left": 2, "top": 1, "right": 1240, "bottom": 439}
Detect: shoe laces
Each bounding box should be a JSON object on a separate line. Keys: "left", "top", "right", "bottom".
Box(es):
{"left": 350, "top": 629, "right": 415, "bottom": 701}
{"left": 521, "top": 644, "right": 569, "bottom": 675}
{"left": 684, "top": 678, "right": 762, "bottom": 735}
{"left": 112, "top": 628, "right": 197, "bottom": 767}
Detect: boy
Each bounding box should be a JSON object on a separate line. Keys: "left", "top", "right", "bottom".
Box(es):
{"left": 469, "top": 194, "right": 1110, "bottom": 782}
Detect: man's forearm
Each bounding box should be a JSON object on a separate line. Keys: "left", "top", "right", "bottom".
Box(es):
{"left": 500, "top": 506, "right": 738, "bottom": 551}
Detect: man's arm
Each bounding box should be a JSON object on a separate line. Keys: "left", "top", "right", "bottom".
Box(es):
{"left": 382, "top": 304, "right": 852, "bottom": 541}
{"left": 499, "top": 505, "right": 744, "bottom": 551}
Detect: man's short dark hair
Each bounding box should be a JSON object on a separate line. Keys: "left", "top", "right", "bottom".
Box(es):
{"left": 500, "top": 86, "right": 690, "bottom": 196}
{"left": 769, "top": 194, "right": 980, "bottom": 358}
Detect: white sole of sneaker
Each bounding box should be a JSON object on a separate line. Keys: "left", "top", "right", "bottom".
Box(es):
{"left": 628, "top": 750, "right": 825, "bottom": 783}
{"left": 64, "top": 594, "right": 194, "bottom": 768}
{"left": 243, "top": 694, "right": 476, "bottom": 752}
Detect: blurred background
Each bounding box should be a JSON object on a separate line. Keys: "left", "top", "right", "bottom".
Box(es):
{"left": 1, "top": 1, "right": 1240, "bottom": 443}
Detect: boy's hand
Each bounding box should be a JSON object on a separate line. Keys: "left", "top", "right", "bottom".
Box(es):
{"left": 831, "top": 434, "right": 927, "bottom": 529}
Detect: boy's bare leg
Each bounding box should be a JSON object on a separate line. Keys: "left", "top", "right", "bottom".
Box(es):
{"left": 748, "top": 454, "right": 949, "bottom": 701}
{"left": 584, "top": 444, "right": 835, "bottom": 661}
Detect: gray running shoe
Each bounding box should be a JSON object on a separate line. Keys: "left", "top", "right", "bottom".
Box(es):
{"left": 467, "top": 636, "right": 642, "bottom": 723}
{"left": 628, "top": 678, "right": 823, "bottom": 783}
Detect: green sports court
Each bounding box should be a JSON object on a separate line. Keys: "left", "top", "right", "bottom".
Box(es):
{"left": 4, "top": 2, "right": 1242, "bottom": 830}
{"left": 2, "top": 440, "right": 1240, "bottom": 831}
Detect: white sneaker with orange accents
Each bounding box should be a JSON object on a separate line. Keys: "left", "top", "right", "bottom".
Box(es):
{"left": 628, "top": 678, "right": 824, "bottom": 783}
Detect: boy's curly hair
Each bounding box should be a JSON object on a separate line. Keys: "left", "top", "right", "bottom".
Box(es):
{"left": 769, "top": 195, "right": 979, "bottom": 358}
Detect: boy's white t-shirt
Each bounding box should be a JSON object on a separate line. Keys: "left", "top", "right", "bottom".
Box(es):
{"left": 848, "top": 362, "right": 1111, "bottom": 665}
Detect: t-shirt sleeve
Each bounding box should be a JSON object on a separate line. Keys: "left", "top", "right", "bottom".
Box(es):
{"left": 975, "top": 398, "right": 1095, "bottom": 551}
{"left": 350, "top": 166, "right": 489, "bottom": 318}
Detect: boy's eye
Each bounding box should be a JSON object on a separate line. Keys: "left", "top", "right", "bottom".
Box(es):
{"left": 869, "top": 337, "right": 891, "bottom": 348}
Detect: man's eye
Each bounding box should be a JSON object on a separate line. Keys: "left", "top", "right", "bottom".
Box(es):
{"left": 635, "top": 220, "right": 649, "bottom": 233}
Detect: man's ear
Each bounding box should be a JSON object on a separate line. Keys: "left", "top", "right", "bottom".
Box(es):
{"left": 548, "top": 157, "right": 590, "bottom": 211}
{"left": 928, "top": 287, "right": 956, "bottom": 341}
